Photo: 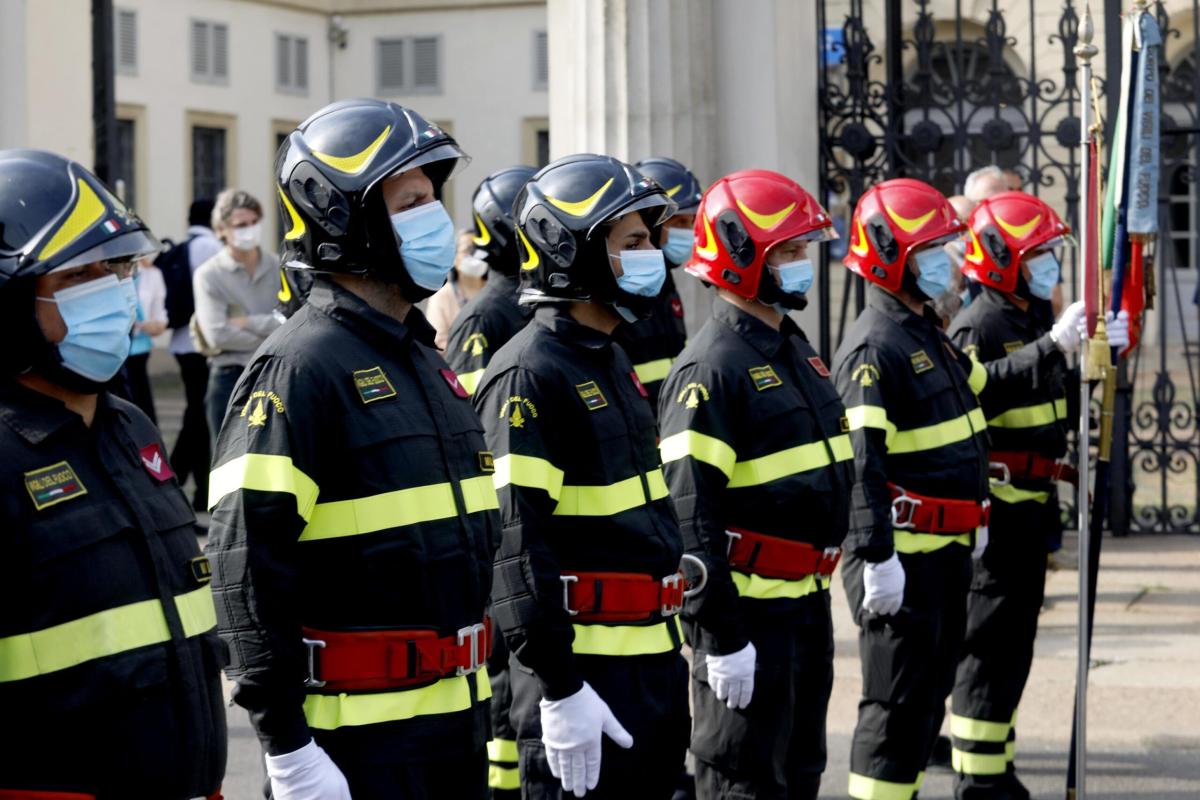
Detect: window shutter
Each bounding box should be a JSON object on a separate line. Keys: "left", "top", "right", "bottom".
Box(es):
{"left": 295, "top": 38, "right": 308, "bottom": 90}
{"left": 413, "top": 37, "right": 439, "bottom": 91}
{"left": 534, "top": 30, "right": 549, "bottom": 89}
{"left": 212, "top": 24, "right": 229, "bottom": 79}
{"left": 378, "top": 39, "right": 405, "bottom": 91}
{"left": 191, "top": 21, "right": 209, "bottom": 77}
{"left": 116, "top": 10, "right": 137, "bottom": 72}
{"left": 276, "top": 34, "right": 291, "bottom": 89}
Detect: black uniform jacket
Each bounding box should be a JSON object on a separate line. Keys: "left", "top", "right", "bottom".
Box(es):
{"left": 474, "top": 305, "right": 685, "bottom": 701}
{"left": 950, "top": 288, "right": 1074, "bottom": 506}
{"left": 657, "top": 301, "right": 854, "bottom": 655}
{"left": 614, "top": 270, "right": 689, "bottom": 413}
{"left": 445, "top": 271, "right": 531, "bottom": 397}
{"left": 207, "top": 278, "right": 499, "bottom": 760}
{"left": 832, "top": 285, "right": 1059, "bottom": 562}
{"left": 0, "top": 383, "right": 225, "bottom": 798}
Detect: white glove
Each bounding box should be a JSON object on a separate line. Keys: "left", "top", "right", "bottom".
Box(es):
{"left": 265, "top": 739, "right": 352, "bottom": 800}
{"left": 972, "top": 526, "right": 989, "bottom": 560}
{"left": 862, "top": 552, "right": 906, "bottom": 616}
{"left": 705, "top": 641, "right": 757, "bottom": 710}
{"left": 1051, "top": 300, "right": 1086, "bottom": 353}
{"left": 1105, "top": 309, "right": 1130, "bottom": 350}
{"left": 540, "top": 682, "right": 633, "bottom": 797}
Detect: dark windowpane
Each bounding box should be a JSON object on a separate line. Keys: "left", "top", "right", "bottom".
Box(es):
{"left": 193, "top": 126, "right": 226, "bottom": 202}
{"left": 114, "top": 119, "right": 136, "bottom": 208}
{"left": 536, "top": 129, "right": 550, "bottom": 168}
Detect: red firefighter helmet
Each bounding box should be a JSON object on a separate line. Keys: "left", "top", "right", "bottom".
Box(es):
{"left": 963, "top": 191, "right": 1071, "bottom": 293}
{"left": 843, "top": 178, "right": 965, "bottom": 292}
{"left": 685, "top": 169, "right": 835, "bottom": 300}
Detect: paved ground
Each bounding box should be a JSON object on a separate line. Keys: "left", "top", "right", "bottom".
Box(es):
{"left": 146, "top": 363, "right": 1200, "bottom": 799}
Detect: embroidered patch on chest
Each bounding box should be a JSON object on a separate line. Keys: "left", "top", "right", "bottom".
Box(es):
{"left": 576, "top": 380, "right": 609, "bottom": 410}
{"left": 139, "top": 443, "right": 175, "bottom": 482}
{"left": 1003, "top": 340, "right": 1026, "bottom": 354}
{"left": 910, "top": 350, "right": 935, "bottom": 374}
{"left": 807, "top": 356, "right": 831, "bottom": 378}
{"left": 353, "top": 366, "right": 397, "bottom": 404}
{"left": 24, "top": 461, "right": 88, "bottom": 510}
{"left": 748, "top": 365, "right": 783, "bottom": 391}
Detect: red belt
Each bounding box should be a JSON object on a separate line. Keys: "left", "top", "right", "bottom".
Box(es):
{"left": 888, "top": 483, "right": 990, "bottom": 534}
{"left": 725, "top": 528, "right": 842, "bottom": 580}
{"left": 990, "top": 451, "right": 1078, "bottom": 486}
{"left": 0, "top": 793, "right": 96, "bottom": 799}
{"left": 560, "top": 571, "right": 686, "bottom": 622}
{"left": 300, "top": 618, "right": 491, "bottom": 692}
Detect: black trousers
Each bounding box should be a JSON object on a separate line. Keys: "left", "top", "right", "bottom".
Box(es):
{"left": 170, "top": 352, "right": 210, "bottom": 510}
{"left": 690, "top": 591, "right": 834, "bottom": 800}
{"left": 843, "top": 544, "right": 973, "bottom": 800}
{"left": 951, "top": 497, "right": 1054, "bottom": 799}
{"left": 510, "top": 649, "right": 690, "bottom": 800}
{"left": 489, "top": 666, "right": 521, "bottom": 799}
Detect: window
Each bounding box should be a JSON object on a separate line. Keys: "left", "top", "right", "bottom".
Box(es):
{"left": 276, "top": 34, "right": 309, "bottom": 93}
{"left": 113, "top": 119, "right": 136, "bottom": 207}
{"left": 116, "top": 9, "right": 137, "bottom": 74}
{"left": 522, "top": 117, "right": 551, "bottom": 168}
{"left": 191, "top": 20, "right": 229, "bottom": 83}
{"left": 192, "top": 126, "right": 227, "bottom": 202}
{"left": 376, "top": 36, "right": 441, "bottom": 95}
{"left": 533, "top": 30, "right": 548, "bottom": 90}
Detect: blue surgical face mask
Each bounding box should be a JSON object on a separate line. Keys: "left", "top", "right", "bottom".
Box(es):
{"left": 119, "top": 276, "right": 139, "bottom": 318}
{"left": 662, "top": 227, "right": 694, "bottom": 266}
{"left": 611, "top": 248, "right": 667, "bottom": 297}
{"left": 770, "top": 258, "right": 814, "bottom": 296}
{"left": 913, "top": 247, "right": 953, "bottom": 299}
{"left": 390, "top": 201, "right": 457, "bottom": 291}
{"left": 37, "top": 274, "right": 134, "bottom": 382}
{"left": 1024, "top": 251, "right": 1060, "bottom": 300}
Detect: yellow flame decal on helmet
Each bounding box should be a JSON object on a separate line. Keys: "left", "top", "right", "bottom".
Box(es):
{"left": 546, "top": 178, "right": 614, "bottom": 218}
{"left": 735, "top": 199, "right": 796, "bottom": 231}
{"left": 884, "top": 205, "right": 937, "bottom": 234}
{"left": 38, "top": 178, "right": 106, "bottom": 261}
{"left": 695, "top": 214, "right": 718, "bottom": 260}
{"left": 517, "top": 228, "right": 540, "bottom": 271}
{"left": 665, "top": 183, "right": 683, "bottom": 198}
{"left": 277, "top": 268, "right": 293, "bottom": 303}
{"left": 994, "top": 212, "right": 1043, "bottom": 241}
{"left": 473, "top": 213, "right": 492, "bottom": 247}
{"left": 849, "top": 218, "right": 871, "bottom": 258}
{"left": 965, "top": 228, "right": 986, "bottom": 265}
{"left": 311, "top": 125, "right": 393, "bottom": 175}
{"left": 278, "top": 187, "right": 307, "bottom": 241}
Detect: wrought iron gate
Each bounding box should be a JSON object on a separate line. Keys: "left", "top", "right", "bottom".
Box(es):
{"left": 815, "top": 0, "right": 1200, "bottom": 534}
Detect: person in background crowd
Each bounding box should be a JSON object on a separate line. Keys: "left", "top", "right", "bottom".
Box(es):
{"left": 125, "top": 254, "right": 168, "bottom": 423}
{"left": 192, "top": 188, "right": 281, "bottom": 448}
{"left": 964, "top": 167, "right": 1010, "bottom": 208}
{"left": 428, "top": 228, "right": 488, "bottom": 350}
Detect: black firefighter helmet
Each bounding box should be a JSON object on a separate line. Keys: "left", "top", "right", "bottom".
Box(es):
{"left": 274, "top": 98, "right": 469, "bottom": 300}
{"left": 513, "top": 154, "right": 675, "bottom": 318}
{"left": 633, "top": 156, "right": 703, "bottom": 215}
{"left": 470, "top": 165, "right": 536, "bottom": 276}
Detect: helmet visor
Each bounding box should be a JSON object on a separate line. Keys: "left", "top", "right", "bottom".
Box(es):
{"left": 48, "top": 229, "right": 163, "bottom": 273}
{"left": 379, "top": 142, "right": 471, "bottom": 187}
{"left": 588, "top": 193, "right": 679, "bottom": 239}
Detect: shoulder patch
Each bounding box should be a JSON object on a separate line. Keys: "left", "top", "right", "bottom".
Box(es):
{"left": 25, "top": 461, "right": 87, "bottom": 510}
{"left": 439, "top": 368, "right": 469, "bottom": 399}
{"left": 910, "top": 350, "right": 935, "bottom": 374}
{"left": 852, "top": 363, "right": 881, "bottom": 387}
{"left": 807, "top": 355, "right": 831, "bottom": 378}
{"left": 670, "top": 296, "right": 684, "bottom": 318}
{"left": 500, "top": 396, "right": 539, "bottom": 428}
{"left": 1003, "top": 340, "right": 1025, "bottom": 354}
{"left": 240, "top": 390, "right": 287, "bottom": 426}
{"left": 139, "top": 443, "right": 175, "bottom": 482}
{"left": 353, "top": 366, "right": 397, "bottom": 404}
{"left": 463, "top": 332, "right": 489, "bottom": 357}
{"left": 575, "top": 380, "right": 609, "bottom": 410}
{"left": 748, "top": 365, "right": 782, "bottom": 391}
{"left": 629, "top": 371, "right": 649, "bottom": 399}
{"left": 677, "top": 382, "right": 710, "bottom": 408}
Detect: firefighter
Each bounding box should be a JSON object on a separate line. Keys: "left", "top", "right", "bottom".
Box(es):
{"left": 474, "top": 154, "right": 692, "bottom": 799}
{"left": 0, "top": 149, "right": 227, "bottom": 799}
{"left": 657, "top": 170, "right": 852, "bottom": 799}
{"left": 446, "top": 165, "right": 537, "bottom": 397}
{"left": 948, "top": 192, "right": 1128, "bottom": 799}
{"left": 832, "top": 178, "right": 1086, "bottom": 800}
{"left": 206, "top": 99, "right": 499, "bottom": 799}
{"left": 612, "top": 157, "right": 700, "bottom": 412}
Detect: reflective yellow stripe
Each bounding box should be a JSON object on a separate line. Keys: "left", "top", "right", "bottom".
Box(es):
{"left": 990, "top": 482, "right": 1052, "bottom": 505}
{"left": 208, "top": 453, "right": 319, "bottom": 520}
{"left": 988, "top": 397, "right": 1068, "bottom": 429}
{"left": 489, "top": 764, "right": 521, "bottom": 790}
{"left": 727, "top": 435, "right": 854, "bottom": 488}
{"left": 633, "top": 358, "right": 673, "bottom": 384}
{"left": 493, "top": 454, "right": 564, "bottom": 501}
{"left": 731, "top": 571, "right": 830, "bottom": 600}
{"left": 659, "top": 430, "right": 737, "bottom": 479}
{"left": 0, "top": 586, "right": 215, "bottom": 683}
{"left": 914, "top": 771, "right": 925, "bottom": 791}
{"left": 894, "top": 530, "right": 972, "bottom": 554}
{"left": 1006, "top": 740, "right": 1016, "bottom": 761}
{"left": 553, "top": 469, "right": 668, "bottom": 516}
{"left": 952, "top": 747, "right": 1009, "bottom": 776}
{"left": 459, "top": 368, "right": 486, "bottom": 396}
{"left": 488, "top": 738, "right": 519, "bottom": 762}
{"left": 889, "top": 407, "right": 986, "bottom": 455}
{"left": 848, "top": 771, "right": 917, "bottom": 800}
{"left": 571, "top": 617, "right": 681, "bottom": 656}
{"left": 300, "top": 476, "right": 498, "bottom": 541}
{"left": 968, "top": 359, "right": 988, "bottom": 394}
{"left": 304, "top": 666, "right": 491, "bottom": 730}
{"left": 951, "top": 713, "right": 1012, "bottom": 743}
{"left": 845, "top": 404, "right": 897, "bottom": 447}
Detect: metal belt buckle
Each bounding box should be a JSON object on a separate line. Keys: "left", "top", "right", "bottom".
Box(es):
{"left": 660, "top": 572, "right": 684, "bottom": 616}
{"left": 724, "top": 530, "right": 742, "bottom": 557}
{"left": 559, "top": 574, "right": 579, "bottom": 616}
{"left": 680, "top": 553, "right": 708, "bottom": 598}
{"left": 890, "top": 490, "right": 922, "bottom": 530}
{"left": 301, "top": 637, "right": 326, "bottom": 688}
{"left": 988, "top": 461, "right": 1012, "bottom": 487}
{"left": 455, "top": 622, "right": 487, "bottom": 676}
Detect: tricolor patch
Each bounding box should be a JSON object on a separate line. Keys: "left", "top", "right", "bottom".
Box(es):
{"left": 575, "top": 380, "right": 609, "bottom": 411}
{"left": 910, "top": 350, "right": 935, "bottom": 374}
{"left": 748, "top": 365, "right": 783, "bottom": 391}
{"left": 103, "top": 219, "right": 121, "bottom": 234}
{"left": 353, "top": 366, "right": 397, "bottom": 404}
{"left": 25, "top": 461, "right": 88, "bottom": 510}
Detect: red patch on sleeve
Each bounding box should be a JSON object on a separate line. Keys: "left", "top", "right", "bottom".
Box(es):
{"left": 630, "top": 371, "right": 649, "bottom": 398}
{"left": 440, "top": 368, "right": 469, "bottom": 398}
{"left": 139, "top": 443, "right": 175, "bottom": 482}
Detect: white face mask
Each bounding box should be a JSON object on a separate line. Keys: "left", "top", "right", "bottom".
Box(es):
{"left": 457, "top": 254, "right": 488, "bottom": 278}
{"left": 229, "top": 222, "right": 262, "bottom": 252}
